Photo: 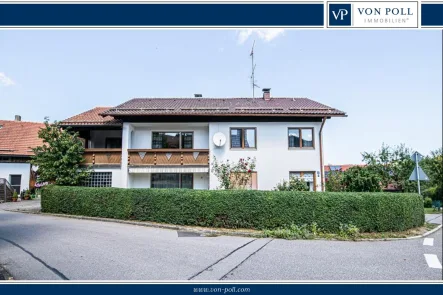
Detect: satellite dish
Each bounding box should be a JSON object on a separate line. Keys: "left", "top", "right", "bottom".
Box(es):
{"left": 213, "top": 132, "right": 226, "bottom": 147}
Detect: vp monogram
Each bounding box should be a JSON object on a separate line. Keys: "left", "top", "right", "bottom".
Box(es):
{"left": 332, "top": 9, "right": 349, "bottom": 20}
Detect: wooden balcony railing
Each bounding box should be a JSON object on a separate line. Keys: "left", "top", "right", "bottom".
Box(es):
{"left": 128, "top": 149, "right": 209, "bottom": 166}
{"left": 83, "top": 149, "right": 122, "bottom": 165}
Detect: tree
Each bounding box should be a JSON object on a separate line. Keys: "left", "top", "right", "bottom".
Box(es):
{"left": 325, "top": 170, "right": 344, "bottom": 192}
{"left": 31, "top": 119, "right": 91, "bottom": 186}
{"left": 211, "top": 157, "right": 256, "bottom": 189}
{"left": 341, "top": 166, "right": 382, "bottom": 192}
{"left": 361, "top": 143, "right": 416, "bottom": 192}
{"left": 421, "top": 148, "right": 442, "bottom": 188}
{"left": 274, "top": 177, "right": 310, "bottom": 191}
{"left": 421, "top": 148, "right": 443, "bottom": 201}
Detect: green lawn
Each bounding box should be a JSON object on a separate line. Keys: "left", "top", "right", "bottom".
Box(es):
{"left": 425, "top": 207, "right": 442, "bottom": 214}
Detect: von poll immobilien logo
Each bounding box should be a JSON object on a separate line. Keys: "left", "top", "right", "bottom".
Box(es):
{"left": 328, "top": 1, "right": 418, "bottom": 28}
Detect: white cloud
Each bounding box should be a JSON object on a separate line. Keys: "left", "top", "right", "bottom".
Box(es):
{"left": 0, "top": 72, "right": 15, "bottom": 86}
{"left": 237, "top": 29, "right": 285, "bottom": 44}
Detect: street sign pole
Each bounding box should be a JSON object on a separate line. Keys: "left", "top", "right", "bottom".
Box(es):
{"left": 415, "top": 152, "right": 421, "bottom": 194}
{"left": 409, "top": 151, "right": 429, "bottom": 194}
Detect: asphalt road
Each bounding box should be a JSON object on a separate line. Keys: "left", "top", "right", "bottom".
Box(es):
{"left": 0, "top": 210, "right": 441, "bottom": 280}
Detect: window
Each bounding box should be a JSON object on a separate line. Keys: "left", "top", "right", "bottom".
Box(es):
{"left": 181, "top": 174, "right": 193, "bottom": 189}
{"left": 230, "top": 128, "right": 256, "bottom": 149}
{"left": 152, "top": 132, "right": 193, "bottom": 149}
{"left": 151, "top": 173, "right": 193, "bottom": 189}
{"left": 105, "top": 138, "right": 122, "bottom": 148}
{"left": 288, "top": 128, "right": 314, "bottom": 148}
{"left": 289, "top": 171, "right": 315, "bottom": 191}
{"left": 9, "top": 175, "right": 21, "bottom": 193}
{"left": 83, "top": 172, "right": 112, "bottom": 187}
{"left": 181, "top": 132, "right": 193, "bottom": 149}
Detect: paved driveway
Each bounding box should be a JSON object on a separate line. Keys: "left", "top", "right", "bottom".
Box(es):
{"left": 0, "top": 209, "right": 441, "bottom": 280}
{"left": 426, "top": 214, "right": 442, "bottom": 225}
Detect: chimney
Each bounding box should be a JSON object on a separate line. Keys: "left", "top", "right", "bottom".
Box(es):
{"left": 194, "top": 94, "right": 202, "bottom": 98}
{"left": 262, "top": 88, "right": 271, "bottom": 101}
{"left": 14, "top": 115, "right": 21, "bottom": 121}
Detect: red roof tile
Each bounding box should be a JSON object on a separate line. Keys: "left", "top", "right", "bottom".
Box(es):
{"left": 60, "top": 107, "right": 122, "bottom": 126}
{"left": 324, "top": 164, "right": 366, "bottom": 172}
{"left": 0, "top": 120, "right": 45, "bottom": 156}
{"left": 100, "top": 97, "right": 346, "bottom": 117}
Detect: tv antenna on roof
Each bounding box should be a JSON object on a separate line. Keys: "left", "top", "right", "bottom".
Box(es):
{"left": 250, "top": 40, "right": 260, "bottom": 98}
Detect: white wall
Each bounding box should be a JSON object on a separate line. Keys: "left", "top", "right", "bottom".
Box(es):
{"left": 129, "top": 173, "right": 151, "bottom": 188}
{"left": 0, "top": 163, "right": 31, "bottom": 192}
{"left": 130, "top": 123, "right": 209, "bottom": 149}
{"left": 89, "top": 130, "right": 122, "bottom": 148}
{"left": 209, "top": 121, "right": 323, "bottom": 191}
{"left": 121, "top": 123, "right": 134, "bottom": 188}
{"left": 92, "top": 167, "right": 122, "bottom": 188}
{"left": 194, "top": 173, "right": 209, "bottom": 189}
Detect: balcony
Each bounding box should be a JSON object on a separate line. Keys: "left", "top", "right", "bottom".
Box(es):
{"left": 128, "top": 149, "right": 209, "bottom": 166}
{"left": 82, "top": 149, "right": 122, "bottom": 166}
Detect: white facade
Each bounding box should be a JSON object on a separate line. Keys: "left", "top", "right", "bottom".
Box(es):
{"left": 0, "top": 163, "right": 31, "bottom": 192}
{"left": 208, "top": 121, "right": 322, "bottom": 191}
{"left": 123, "top": 123, "right": 210, "bottom": 188}
{"left": 104, "top": 120, "right": 324, "bottom": 191}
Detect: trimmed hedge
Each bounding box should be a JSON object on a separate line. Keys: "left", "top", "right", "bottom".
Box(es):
{"left": 41, "top": 186, "right": 425, "bottom": 232}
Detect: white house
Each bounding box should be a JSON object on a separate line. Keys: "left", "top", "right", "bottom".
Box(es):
{"left": 60, "top": 89, "right": 346, "bottom": 191}
{"left": 0, "top": 116, "right": 44, "bottom": 200}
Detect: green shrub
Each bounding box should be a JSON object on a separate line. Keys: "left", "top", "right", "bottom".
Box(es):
{"left": 263, "top": 224, "right": 316, "bottom": 240}
{"left": 423, "top": 186, "right": 443, "bottom": 201}
{"left": 339, "top": 223, "right": 359, "bottom": 239}
{"left": 41, "top": 185, "right": 425, "bottom": 232}
{"left": 424, "top": 197, "right": 433, "bottom": 208}
{"left": 274, "top": 177, "right": 310, "bottom": 191}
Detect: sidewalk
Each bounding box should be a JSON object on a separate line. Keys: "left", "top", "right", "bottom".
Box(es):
{"left": 426, "top": 214, "right": 442, "bottom": 225}
{"left": 0, "top": 199, "right": 41, "bottom": 213}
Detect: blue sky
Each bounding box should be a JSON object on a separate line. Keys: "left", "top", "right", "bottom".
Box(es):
{"left": 0, "top": 29, "right": 441, "bottom": 164}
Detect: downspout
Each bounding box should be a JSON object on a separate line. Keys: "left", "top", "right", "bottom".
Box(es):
{"left": 319, "top": 117, "right": 327, "bottom": 192}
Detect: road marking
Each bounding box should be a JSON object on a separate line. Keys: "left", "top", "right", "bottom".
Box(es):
{"left": 424, "top": 254, "right": 442, "bottom": 269}
{"left": 190, "top": 238, "right": 273, "bottom": 280}
{"left": 423, "top": 238, "right": 434, "bottom": 246}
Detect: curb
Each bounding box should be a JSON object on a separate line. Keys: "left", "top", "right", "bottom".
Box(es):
{"left": 3, "top": 209, "right": 442, "bottom": 241}
{"left": 357, "top": 224, "right": 442, "bottom": 241}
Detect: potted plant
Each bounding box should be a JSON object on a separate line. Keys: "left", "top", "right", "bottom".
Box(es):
{"left": 24, "top": 190, "right": 31, "bottom": 200}
{"left": 12, "top": 191, "right": 18, "bottom": 202}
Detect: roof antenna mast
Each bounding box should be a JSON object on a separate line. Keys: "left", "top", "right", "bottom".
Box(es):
{"left": 250, "top": 40, "right": 260, "bottom": 98}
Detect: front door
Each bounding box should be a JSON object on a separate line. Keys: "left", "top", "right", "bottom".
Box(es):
{"left": 10, "top": 175, "right": 21, "bottom": 193}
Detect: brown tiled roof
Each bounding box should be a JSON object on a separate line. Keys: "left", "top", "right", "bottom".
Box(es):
{"left": 60, "top": 107, "right": 122, "bottom": 126}
{"left": 101, "top": 98, "right": 346, "bottom": 117}
{"left": 0, "top": 120, "right": 44, "bottom": 156}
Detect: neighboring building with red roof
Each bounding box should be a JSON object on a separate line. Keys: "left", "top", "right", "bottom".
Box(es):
{"left": 324, "top": 164, "right": 366, "bottom": 179}
{"left": 60, "top": 89, "right": 346, "bottom": 190}
{"left": 0, "top": 116, "right": 44, "bottom": 195}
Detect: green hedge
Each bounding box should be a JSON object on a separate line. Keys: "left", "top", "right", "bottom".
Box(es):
{"left": 41, "top": 186, "right": 425, "bottom": 232}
